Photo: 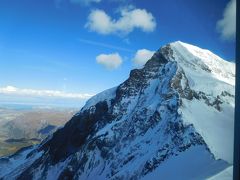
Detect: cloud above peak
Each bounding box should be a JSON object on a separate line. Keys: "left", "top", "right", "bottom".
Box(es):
{"left": 96, "top": 53, "right": 123, "bottom": 70}
{"left": 217, "top": 0, "right": 236, "bottom": 40}
{"left": 85, "top": 7, "right": 156, "bottom": 35}
{"left": 133, "top": 49, "right": 155, "bottom": 67}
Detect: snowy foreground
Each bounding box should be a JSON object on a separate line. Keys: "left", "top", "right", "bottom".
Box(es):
{"left": 0, "top": 41, "right": 235, "bottom": 179}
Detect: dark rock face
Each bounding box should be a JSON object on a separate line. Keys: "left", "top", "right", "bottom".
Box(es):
{"left": 221, "top": 91, "right": 234, "bottom": 97}
{"left": 147, "top": 44, "right": 173, "bottom": 66}
{"left": 39, "top": 101, "right": 112, "bottom": 163}
{"left": 115, "top": 49, "right": 169, "bottom": 103}
{"left": 171, "top": 68, "right": 195, "bottom": 100}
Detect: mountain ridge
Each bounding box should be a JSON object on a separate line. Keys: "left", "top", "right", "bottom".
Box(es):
{"left": 0, "top": 41, "right": 235, "bottom": 180}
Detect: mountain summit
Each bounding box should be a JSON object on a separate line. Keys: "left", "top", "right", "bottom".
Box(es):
{"left": 0, "top": 41, "right": 235, "bottom": 180}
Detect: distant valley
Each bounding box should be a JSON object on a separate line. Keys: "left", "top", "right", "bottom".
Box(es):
{"left": 0, "top": 104, "right": 77, "bottom": 157}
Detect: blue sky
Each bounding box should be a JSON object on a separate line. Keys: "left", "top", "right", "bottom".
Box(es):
{"left": 0, "top": 0, "right": 236, "bottom": 106}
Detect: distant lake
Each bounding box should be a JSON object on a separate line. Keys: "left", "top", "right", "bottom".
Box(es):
{"left": 0, "top": 94, "right": 86, "bottom": 109}
{"left": 0, "top": 102, "right": 80, "bottom": 111}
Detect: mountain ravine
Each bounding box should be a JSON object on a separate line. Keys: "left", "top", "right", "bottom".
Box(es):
{"left": 0, "top": 41, "right": 235, "bottom": 180}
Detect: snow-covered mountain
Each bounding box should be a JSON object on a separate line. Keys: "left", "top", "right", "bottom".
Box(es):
{"left": 0, "top": 41, "right": 235, "bottom": 180}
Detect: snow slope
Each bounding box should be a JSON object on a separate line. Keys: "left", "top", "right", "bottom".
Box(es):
{"left": 207, "top": 166, "right": 233, "bottom": 180}
{"left": 168, "top": 41, "right": 235, "bottom": 163}
{"left": 143, "top": 146, "right": 228, "bottom": 180}
{"left": 0, "top": 146, "right": 43, "bottom": 178}
{"left": 180, "top": 98, "right": 234, "bottom": 163}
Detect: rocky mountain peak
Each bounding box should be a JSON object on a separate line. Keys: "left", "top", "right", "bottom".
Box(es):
{"left": 0, "top": 42, "right": 235, "bottom": 180}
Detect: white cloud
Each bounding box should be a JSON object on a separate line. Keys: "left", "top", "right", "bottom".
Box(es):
{"left": 96, "top": 53, "right": 122, "bottom": 69}
{"left": 132, "top": 49, "right": 155, "bottom": 67}
{"left": 85, "top": 7, "right": 156, "bottom": 35}
{"left": 0, "top": 86, "right": 93, "bottom": 99}
{"left": 217, "top": 0, "right": 236, "bottom": 40}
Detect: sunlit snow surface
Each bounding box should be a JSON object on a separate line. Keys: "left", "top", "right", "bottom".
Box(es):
{"left": 82, "top": 86, "right": 117, "bottom": 111}
{"left": 171, "top": 41, "right": 235, "bottom": 86}
{"left": 170, "top": 41, "right": 235, "bottom": 163}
